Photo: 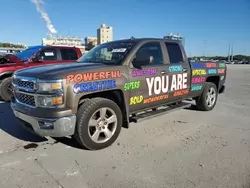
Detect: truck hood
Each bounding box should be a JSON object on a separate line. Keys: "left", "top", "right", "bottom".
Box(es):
{"left": 15, "top": 62, "right": 108, "bottom": 79}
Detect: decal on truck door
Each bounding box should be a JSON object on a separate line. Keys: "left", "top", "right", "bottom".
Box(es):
{"left": 146, "top": 73, "right": 188, "bottom": 96}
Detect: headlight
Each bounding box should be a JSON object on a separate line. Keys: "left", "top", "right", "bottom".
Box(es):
{"left": 37, "top": 81, "right": 63, "bottom": 92}
{"left": 37, "top": 95, "right": 63, "bottom": 107}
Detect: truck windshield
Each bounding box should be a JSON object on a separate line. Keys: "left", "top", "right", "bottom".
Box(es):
{"left": 14, "top": 46, "right": 45, "bottom": 61}
{"left": 77, "top": 41, "right": 136, "bottom": 65}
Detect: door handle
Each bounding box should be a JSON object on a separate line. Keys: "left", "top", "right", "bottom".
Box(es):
{"left": 183, "top": 68, "right": 188, "bottom": 72}
{"left": 161, "top": 70, "right": 167, "bottom": 74}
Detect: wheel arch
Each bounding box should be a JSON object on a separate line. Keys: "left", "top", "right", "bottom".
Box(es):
{"left": 206, "top": 76, "right": 220, "bottom": 90}
{"left": 77, "top": 89, "right": 130, "bottom": 129}
{"left": 0, "top": 71, "right": 14, "bottom": 81}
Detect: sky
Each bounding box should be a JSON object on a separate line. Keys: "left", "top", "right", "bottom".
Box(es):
{"left": 0, "top": 0, "right": 249, "bottom": 56}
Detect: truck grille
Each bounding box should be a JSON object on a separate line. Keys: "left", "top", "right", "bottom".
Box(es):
{"left": 15, "top": 92, "right": 35, "bottom": 107}
{"left": 16, "top": 79, "right": 34, "bottom": 89}
{"left": 13, "top": 77, "right": 36, "bottom": 92}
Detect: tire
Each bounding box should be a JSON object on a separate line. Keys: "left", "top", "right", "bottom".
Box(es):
{"left": 74, "top": 97, "right": 123, "bottom": 150}
{"left": 195, "top": 82, "right": 218, "bottom": 111}
{"left": 0, "top": 77, "right": 13, "bottom": 102}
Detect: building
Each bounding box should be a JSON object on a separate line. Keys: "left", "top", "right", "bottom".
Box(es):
{"left": 42, "top": 35, "right": 86, "bottom": 53}
{"left": 97, "top": 23, "right": 113, "bottom": 45}
{"left": 85, "top": 37, "right": 98, "bottom": 50}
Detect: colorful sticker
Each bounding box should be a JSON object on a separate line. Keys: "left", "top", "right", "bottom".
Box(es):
{"left": 66, "top": 70, "right": 121, "bottom": 84}
{"left": 130, "top": 95, "right": 144, "bottom": 105}
{"left": 143, "top": 94, "right": 169, "bottom": 104}
{"left": 192, "top": 69, "right": 207, "bottom": 76}
{"left": 192, "top": 77, "right": 206, "bottom": 83}
{"left": 219, "top": 63, "right": 226, "bottom": 68}
{"left": 168, "top": 65, "right": 183, "bottom": 72}
{"left": 191, "top": 63, "right": 205, "bottom": 69}
{"left": 207, "top": 69, "right": 217, "bottom": 74}
{"left": 132, "top": 68, "right": 157, "bottom": 77}
{"left": 218, "top": 69, "right": 225, "bottom": 74}
{"left": 73, "top": 80, "right": 116, "bottom": 94}
{"left": 205, "top": 63, "right": 217, "bottom": 68}
{"left": 173, "top": 89, "right": 189, "bottom": 97}
{"left": 146, "top": 73, "right": 188, "bottom": 96}
{"left": 191, "top": 85, "right": 202, "bottom": 91}
{"left": 124, "top": 81, "right": 140, "bottom": 91}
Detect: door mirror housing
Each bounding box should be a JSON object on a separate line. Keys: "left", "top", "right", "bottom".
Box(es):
{"left": 132, "top": 57, "right": 149, "bottom": 69}
{"left": 31, "top": 56, "right": 42, "bottom": 62}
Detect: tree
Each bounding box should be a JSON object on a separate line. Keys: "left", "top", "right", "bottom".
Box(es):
{"left": 0, "top": 42, "right": 25, "bottom": 48}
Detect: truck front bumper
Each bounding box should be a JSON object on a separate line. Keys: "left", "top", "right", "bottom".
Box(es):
{"left": 13, "top": 110, "right": 76, "bottom": 137}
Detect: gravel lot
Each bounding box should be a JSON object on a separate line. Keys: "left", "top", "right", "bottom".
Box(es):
{"left": 0, "top": 65, "right": 250, "bottom": 188}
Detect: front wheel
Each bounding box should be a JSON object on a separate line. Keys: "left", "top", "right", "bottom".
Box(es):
{"left": 195, "top": 82, "right": 218, "bottom": 111}
{"left": 74, "top": 97, "right": 123, "bottom": 150}
{"left": 0, "top": 77, "right": 13, "bottom": 102}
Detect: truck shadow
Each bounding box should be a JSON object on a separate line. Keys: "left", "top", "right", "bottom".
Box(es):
{"left": 52, "top": 137, "right": 84, "bottom": 150}
{"left": 0, "top": 102, "right": 47, "bottom": 142}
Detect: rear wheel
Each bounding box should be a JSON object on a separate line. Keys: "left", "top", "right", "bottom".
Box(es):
{"left": 0, "top": 77, "right": 13, "bottom": 102}
{"left": 74, "top": 97, "right": 123, "bottom": 150}
{"left": 195, "top": 82, "right": 218, "bottom": 111}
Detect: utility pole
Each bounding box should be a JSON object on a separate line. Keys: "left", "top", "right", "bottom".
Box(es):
{"left": 231, "top": 44, "right": 234, "bottom": 61}
{"left": 228, "top": 44, "right": 231, "bottom": 62}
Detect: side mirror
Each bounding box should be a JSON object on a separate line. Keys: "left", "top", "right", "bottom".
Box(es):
{"left": 31, "top": 56, "right": 42, "bottom": 62}
{"left": 132, "top": 57, "right": 149, "bottom": 69}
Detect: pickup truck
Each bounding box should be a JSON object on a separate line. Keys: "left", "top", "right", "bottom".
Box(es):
{"left": 10, "top": 36, "right": 226, "bottom": 150}
{"left": 0, "top": 45, "right": 82, "bottom": 101}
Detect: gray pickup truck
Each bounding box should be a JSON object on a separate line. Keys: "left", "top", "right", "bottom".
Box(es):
{"left": 11, "top": 35, "right": 226, "bottom": 150}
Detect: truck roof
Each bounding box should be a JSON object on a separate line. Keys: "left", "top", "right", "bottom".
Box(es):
{"left": 28, "top": 45, "right": 80, "bottom": 49}
{"left": 105, "top": 37, "right": 183, "bottom": 45}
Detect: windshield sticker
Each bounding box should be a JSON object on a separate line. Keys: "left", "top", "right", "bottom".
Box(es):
{"left": 206, "top": 63, "right": 217, "bottom": 68}
{"left": 44, "top": 52, "right": 54, "bottom": 56}
{"left": 66, "top": 70, "right": 121, "bottom": 84}
{"left": 132, "top": 68, "right": 157, "bottom": 77}
{"left": 192, "top": 77, "right": 206, "bottom": 83}
{"left": 111, "top": 48, "right": 127, "bottom": 53}
{"left": 207, "top": 69, "right": 217, "bottom": 74}
{"left": 168, "top": 65, "right": 183, "bottom": 72}
{"left": 191, "top": 85, "right": 202, "bottom": 91}
{"left": 73, "top": 79, "right": 116, "bottom": 94}
{"left": 143, "top": 94, "right": 169, "bottom": 104}
{"left": 124, "top": 81, "right": 140, "bottom": 91}
{"left": 192, "top": 69, "right": 207, "bottom": 76}
{"left": 130, "top": 95, "right": 144, "bottom": 105}
{"left": 146, "top": 73, "right": 188, "bottom": 96}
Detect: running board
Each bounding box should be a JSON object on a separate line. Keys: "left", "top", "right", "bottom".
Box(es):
{"left": 129, "top": 102, "right": 191, "bottom": 123}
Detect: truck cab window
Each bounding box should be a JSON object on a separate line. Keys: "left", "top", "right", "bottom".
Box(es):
{"left": 165, "top": 43, "right": 184, "bottom": 64}
{"left": 133, "top": 42, "right": 163, "bottom": 66}
{"left": 38, "top": 49, "right": 57, "bottom": 61}
{"left": 61, "top": 49, "right": 78, "bottom": 60}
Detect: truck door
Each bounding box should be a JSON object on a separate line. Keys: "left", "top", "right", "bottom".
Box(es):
{"left": 127, "top": 41, "right": 170, "bottom": 113}
{"left": 162, "top": 42, "right": 191, "bottom": 102}
{"left": 29, "top": 47, "right": 59, "bottom": 67}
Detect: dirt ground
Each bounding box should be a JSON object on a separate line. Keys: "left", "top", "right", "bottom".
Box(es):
{"left": 0, "top": 64, "right": 249, "bottom": 188}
